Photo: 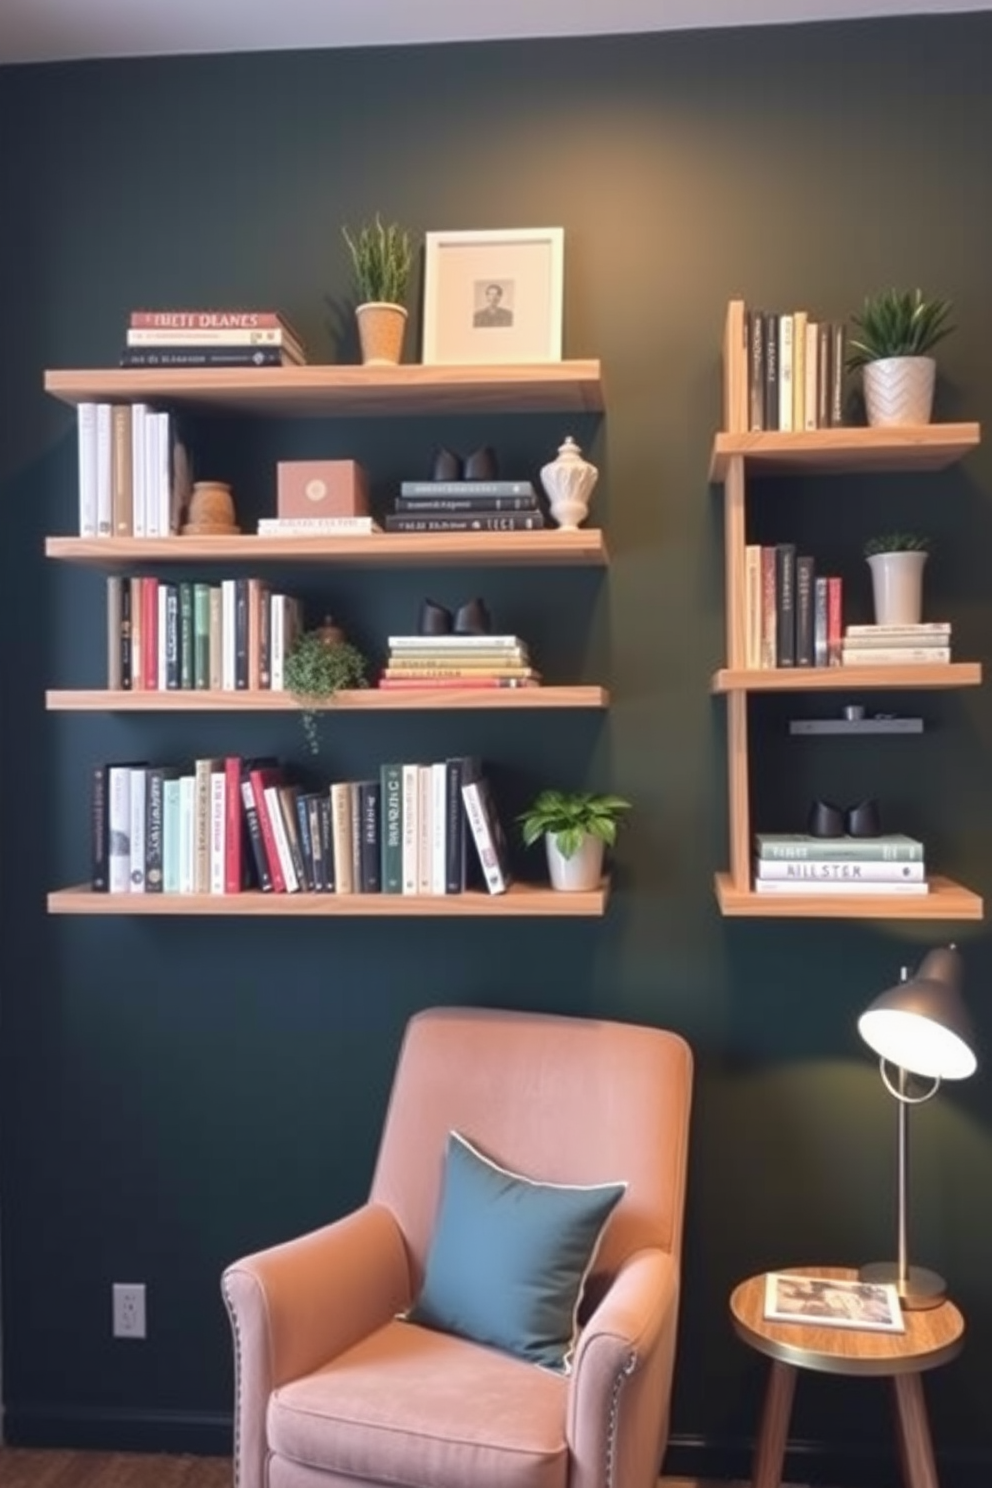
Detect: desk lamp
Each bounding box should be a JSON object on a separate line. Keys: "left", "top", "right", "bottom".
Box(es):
{"left": 858, "top": 945, "right": 977, "bottom": 1309}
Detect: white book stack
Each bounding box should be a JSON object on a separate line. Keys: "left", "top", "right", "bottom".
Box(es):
{"left": 752, "top": 833, "right": 928, "bottom": 895}
{"left": 840, "top": 622, "right": 951, "bottom": 666}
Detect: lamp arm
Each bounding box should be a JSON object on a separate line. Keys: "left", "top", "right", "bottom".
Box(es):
{"left": 879, "top": 1058, "right": 940, "bottom": 1105}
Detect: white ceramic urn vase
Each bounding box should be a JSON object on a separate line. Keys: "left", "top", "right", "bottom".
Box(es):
{"left": 540, "top": 435, "right": 598, "bottom": 530}
{"left": 867, "top": 550, "right": 928, "bottom": 626}
{"left": 545, "top": 832, "right": 604, "bottom": 892}
{"left": 862, "top": 356, "right": 936, "bottom": 427}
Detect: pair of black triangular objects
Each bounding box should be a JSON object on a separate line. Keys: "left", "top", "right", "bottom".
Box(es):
{"left": 807, "top": 799, "right": 882, "bottom": 838}
{"left": 433, "top": 446, "right": 498, "bottom": 482}
{"left": 419, "top": 598, "right": 492, "bottom": 636}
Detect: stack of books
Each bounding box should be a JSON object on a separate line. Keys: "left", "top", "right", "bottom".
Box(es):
{"left": 120, "top": 310, "right": 308, "bottom": 368}
{"left": 383, "top": 479, "right": 545, "bottom": 534}
{"left": 841, "top": 622, "right": 952, "bottom": 666}
{"left": 378, "top": 633, "right": 540, "bottom": 692}
{"left": 752, "top": 833, "right": 928, "bottom": 896}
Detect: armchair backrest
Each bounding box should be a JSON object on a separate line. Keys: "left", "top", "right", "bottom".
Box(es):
{"left": 370, "top": 1007, "right": 693, "bottom": 1287}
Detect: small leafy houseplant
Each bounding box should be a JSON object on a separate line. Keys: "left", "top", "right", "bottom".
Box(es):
{"left": 284, "top": 628, "right": 368, "bottom": 754}
{"left": 341, "top": 215, "right": 414, "bottom": 366}
{"left": 518, "top": 789, "right": 631, "bottom": 892}
{"left": 863, "top": 534, "right": 930, "bottom": 627}
{"left": 846, "top": 289, "right": 953, "bottom": 427}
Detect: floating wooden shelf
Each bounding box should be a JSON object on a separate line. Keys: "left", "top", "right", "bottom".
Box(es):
{"left": 46, "top": 686, "right": 608, "bottom": 712}
{"left": 48, "top": 880, "right": 611, "bottom": 918}
{"left": 45, "top": 530, "right": 608, "bottom": 567}
{"left": 714, "top": 872, "right": 983, "bottom": 921}
{"left": 712, "top": 663, "right": 982, "bottom": 693}
{"left": 44, "top": 361, "right": 604, "bottom": 418}
{"left": 709, "top": 424, "right": 981, "bottom": 482}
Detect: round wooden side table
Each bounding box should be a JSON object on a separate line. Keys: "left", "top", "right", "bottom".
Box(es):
{"left": 729, "top": 1265, "right": 965, "bottom": 1488}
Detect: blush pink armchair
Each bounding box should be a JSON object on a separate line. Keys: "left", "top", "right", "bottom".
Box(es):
{"left": 222, "top": 1006, "right": 693, "bottom": 1488}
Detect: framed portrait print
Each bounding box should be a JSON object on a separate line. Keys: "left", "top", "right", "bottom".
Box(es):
{"left": 422, "top": 227, "right": 564, "bottom": 365}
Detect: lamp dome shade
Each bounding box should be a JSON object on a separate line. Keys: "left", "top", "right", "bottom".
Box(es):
{"left": 858, "top": 947, "right": 977, "bottom": 1081}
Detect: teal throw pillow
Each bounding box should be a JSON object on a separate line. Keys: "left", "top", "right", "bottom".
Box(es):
{"left": 407, "top": 1130, "right": 626, "bottom": 1371}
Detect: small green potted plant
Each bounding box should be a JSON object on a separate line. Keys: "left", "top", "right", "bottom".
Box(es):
{"left": 863, "top": 533, "right": 930, "bottom": 627}
{"left": 846, "top": 288, "right": 953, "bottom": 427}
{"left": 342, "top": 215, "right": 414, "bottom": 366}
{"left": 518, "top": 789, "right": 631, "bottom": 892}
{"left": 284, "top": 621, "right": 369, "bottom": 754}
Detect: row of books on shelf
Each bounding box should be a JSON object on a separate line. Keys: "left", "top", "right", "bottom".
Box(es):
{"left": 743, "top": 303, "right": 847, "bottom": 433}
{"left": 753, "top": 833, "right": 929, "bottom": 895}
{"left": 92, "top": 755, "right": 512, "bottom": 899}
{"left": 383, "top": 479, "right": 546, "bottom": 533}
{"left": 77, "top": 402, "right": 188, "bottom": 539}
{"left": 743, "top": 544, "right": 954, "bottom": 668}
{"left": 106, "top": 576, "right": 304, "bottom": 691}
{"left": 120, "top": 309, "right": 308, "bottom": 368}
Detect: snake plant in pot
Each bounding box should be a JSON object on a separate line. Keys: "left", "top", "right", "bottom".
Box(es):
{"left": 342, "top": 215, "right": 414, "bottom": 366}
{"left": 518, "top": 789, "right": 631, "bottom": 892}
{"left": 846, "top": 289, "right": 953, "bottom": 427}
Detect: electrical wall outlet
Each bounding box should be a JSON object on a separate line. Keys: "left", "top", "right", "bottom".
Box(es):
{"left": 112, "top": 1282, "right": 146, "bottom": 1339}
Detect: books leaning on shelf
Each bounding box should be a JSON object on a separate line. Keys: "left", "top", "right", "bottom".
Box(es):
{"left": 753, "top": 832, "right": 928, "bottom": 895}
{"left": 121, "top": 309, "right": 308, "bottom": 367}
{"left": 379, "top": 633, "right": 540, "bottom": 691}
{"left": 763, "top": 1272, "right": 904, "bottom": 1333}
{"left": 840, "top": 622, "right": 952, "bottom": 666}
{"left": 77, "top": 402, "right": 191, "bottom": 538}
{"left": 91, "top": 754, "right": 512, "bottom": 898}
{"left": 744, "top": 543, "right": 843, "bottom": 668}
{"left": 386, "top": 478, "right": 545, "bottom": 533}
{"left": 738, "top": 303, "right": 847, "bottom": 433}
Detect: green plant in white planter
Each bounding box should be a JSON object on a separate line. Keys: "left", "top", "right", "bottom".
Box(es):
{"left": 518, "top": 789, "right": 631, "bottom": 892}
{"left": 864, "top": 532, "right": 931, "bottom": 627}
{"left": 342, "top": 215, "right": 414, "bottom": 366}
{"left": 846, "top": 289, "right": 953, "bottom": 427}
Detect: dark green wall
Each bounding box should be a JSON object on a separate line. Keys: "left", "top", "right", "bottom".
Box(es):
{"left": 2, "top": 15, "right": 992, "bottom": 1485}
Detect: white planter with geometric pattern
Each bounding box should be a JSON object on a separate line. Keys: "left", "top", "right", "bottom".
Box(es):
{"left": 862, "top": 356, "right": 936, "bottom": 427}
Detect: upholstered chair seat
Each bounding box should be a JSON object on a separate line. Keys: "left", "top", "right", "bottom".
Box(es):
{"left": 224, "top": 1006, "right": 693, "bottom": 1488}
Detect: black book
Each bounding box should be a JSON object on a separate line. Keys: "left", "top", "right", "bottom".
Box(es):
{"left": 358, "top": 780, "right": 382, "bottom": 893}
{"left": 763, "top": 312, "right": 780, "bottom": 432}
{"left": 178, "top": 581, "right": 194, "bottom": 690}
{"left": 145, "top": 766, "right": 179, "bottom": 892}
{"left": 120, "top": 578, "right": 132, "bottom": 689}
{"left": 294, "top": 792, "right": 317, "bottom": 891}
{"left": 775, "top": 543, "right": 797, "bottom": 667}
{"left": 795, "top": 555, "right": 815, "bottom": 667}
{"left": 235, "top": 578, "right": 250, "bottom": 690}
{"left": 120, "top": 347, "right": 301, "bottom": 368}
{"left": 384, "top": 512, "right": 544, "bottom": 533}
{"left": 304, "top": 794, "right": 326, "bottom": 892}
{"left": 461, "top": 758, "right": 512, "bottom": 895}
{"left": 318, "top": 795, "right": 335, "bottom": 892}
{"left": 444, "top": 756, "right": 470, "bottom": 894}
{"left": 394, "top": 495, "right": 539, "bottom": 514}
{"left": 164, "top": 584, "right": 180, "bottom": 690}
{"left": 239, "top": 758, "right": 275, "bottom": 892}
{"left": 92, "top": 764, "right": 109, "bottom": 891}
{"left": 748, "top": 308, "right": 766, "bottom": 432}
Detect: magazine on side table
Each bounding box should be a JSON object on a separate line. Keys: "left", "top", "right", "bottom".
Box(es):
{"left": 763, "top": 1272, "right": 905, "bottom": 1333}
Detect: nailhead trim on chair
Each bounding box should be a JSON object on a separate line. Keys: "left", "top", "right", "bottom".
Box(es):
{"left": 221, "top": 1280, "right": 243, "bottom": 1488}
{"left": 604, "top": 1351, "right": 636, "bottom": 1488}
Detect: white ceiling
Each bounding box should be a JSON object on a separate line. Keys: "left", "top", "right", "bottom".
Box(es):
{"left": 0, "top": 0, "right": 988, "bottom": 66}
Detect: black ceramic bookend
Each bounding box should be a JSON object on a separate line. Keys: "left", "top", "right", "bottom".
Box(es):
{"left": 846, "top": 799, "right": 882, "bottom": 838}
{"left": 454, "top": 598, "right": 492, "bottom": 635}
{"left": 418, "top": 599, "right": 453, "bottom": 635}
{"left": 432, "top": 447, "right": 462, "bottom": 482}
{"left": 464, "top": 445, "right": 498, "bottom": 481}
{"left": 807, "top": 800, "right": 845, "bottom": 838}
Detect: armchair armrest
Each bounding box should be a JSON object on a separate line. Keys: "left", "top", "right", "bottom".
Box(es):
{"left": 222, "top": 1203, "right": 410, "bottom": 1488}
{"left": 567, "top": 1248, "right": 680, "bottom": 1488}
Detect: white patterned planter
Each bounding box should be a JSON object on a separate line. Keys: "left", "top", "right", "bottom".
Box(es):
{"left": 862, "top": 356, "right": 936, "bottom": 427}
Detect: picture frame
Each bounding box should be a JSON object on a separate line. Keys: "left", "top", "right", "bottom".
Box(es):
{"left": 763, "top": 1272, "right": 905, "bottom": 1333}
{"left": 422, "top": 227, "right": 564, "bottom": 366}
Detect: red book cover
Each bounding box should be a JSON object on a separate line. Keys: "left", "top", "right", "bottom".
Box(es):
{"left": 129, "top": 310, "right": 292, "bottom": 330}
{"left": 141, "top": 576, "right": 159, "bottom": 690}
{"left": 247, "top": 765, "right": 286, "bottom": 892}
{"left": 827, "top": 576, "right": 843, "bottom": 665}
{"left": 224, "top": 756, "right": 243, "bottom": 894}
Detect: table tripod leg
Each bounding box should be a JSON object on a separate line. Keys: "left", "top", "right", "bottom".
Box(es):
{"left": 752, "top": 1359, "right": 797, "bottom": 1488}
{"left": 892, "top": 1372, "right": 939, "bottom": 1488}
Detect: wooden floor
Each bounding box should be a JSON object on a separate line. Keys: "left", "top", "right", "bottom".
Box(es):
{"left": 0, "top": 1451, "right": 748, "bottom": 1488}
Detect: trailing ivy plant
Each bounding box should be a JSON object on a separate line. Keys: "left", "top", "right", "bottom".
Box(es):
{"left": 517, "top": 789, "right": 631, "bottom": 861}
{"left": 283, "top": 630, "right": 369, "bottom": 754}
{"left": 846, "top": 289, "right": 953, "bottom": 370}
{"left": 342, "top": 215, "right": 413, "bottom": 306}
{"left": 864, "top": 532, "right": 930, "bottom": 558}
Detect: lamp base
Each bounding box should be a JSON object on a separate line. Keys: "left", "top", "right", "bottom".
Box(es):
{"left": 858, "top": 1260, "right": 946, "bottom": 1310}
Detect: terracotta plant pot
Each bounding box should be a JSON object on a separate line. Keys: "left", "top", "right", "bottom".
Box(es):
{"left": 355, "top": 302, "right": 408, "bottom": 366}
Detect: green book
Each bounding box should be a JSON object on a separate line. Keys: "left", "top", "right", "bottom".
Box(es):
{"left": 379, "top": 763, "right": 404, "bottom": 893}
{"left": 754, "top": 833, "right": 924, "bottom": 863}
{"left": 193, "top": 582, "right": 211, "bottom": 690}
